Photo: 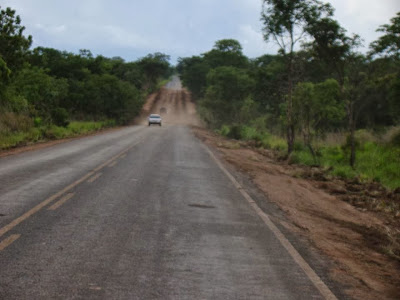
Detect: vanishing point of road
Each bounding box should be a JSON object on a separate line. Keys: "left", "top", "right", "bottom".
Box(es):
{"left": 0, "top": 77, "right": 340, "bottom": 299}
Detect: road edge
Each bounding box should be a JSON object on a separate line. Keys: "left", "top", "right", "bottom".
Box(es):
{"left": 200, "top": 141, "right": 338, "bottom": 300}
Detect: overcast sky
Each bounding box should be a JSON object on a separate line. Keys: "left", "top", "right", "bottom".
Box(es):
{"left": 3, "top": 0, "right": 400, "bottom": 64}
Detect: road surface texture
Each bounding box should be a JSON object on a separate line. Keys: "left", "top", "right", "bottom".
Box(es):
{"left": 0, "top": 77, "right": 342, "bottom": 299}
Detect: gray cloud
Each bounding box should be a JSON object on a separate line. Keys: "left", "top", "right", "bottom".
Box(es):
{"left": 2, "top": 0, "right": 399, "bottom": 63}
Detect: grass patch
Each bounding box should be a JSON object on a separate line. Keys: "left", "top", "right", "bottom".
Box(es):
{"left": 217, "top": 124, "right": 400, "bottom": 190}
{"left": 355, "top": 142, "right": 400, "bottom": 189}
{"left": 0, "top": 120, "right": 116, "bottom": 150}
{"left": 291, "top": 141, "right": 400, "bottom": 188}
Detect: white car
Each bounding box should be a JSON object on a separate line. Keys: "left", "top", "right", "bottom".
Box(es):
{"left": 148, "top": 114, "right": 162, "bottom": 126}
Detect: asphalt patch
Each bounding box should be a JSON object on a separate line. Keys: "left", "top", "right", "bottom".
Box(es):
{"left": 188, "top": 204, "right": 216, "bottom": 209}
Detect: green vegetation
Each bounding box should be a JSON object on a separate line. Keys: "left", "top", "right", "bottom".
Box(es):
{"left": 0, "top": 6, "right": 173, "bottom": 150}
{"left": 218, "top": 124, "right": 400, "bottom": 189}
{"left": 0, "top": 120, "right": 116, "bottom": 149}
{"left": 177, "top": 2, "right": 400, "bottom": 189}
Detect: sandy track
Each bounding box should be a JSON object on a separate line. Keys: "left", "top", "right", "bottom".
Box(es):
{"left": 135, "top": 78, "right": 202, "bottom": 126}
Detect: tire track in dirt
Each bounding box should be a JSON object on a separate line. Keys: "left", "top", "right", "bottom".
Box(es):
{"left": 181, "top": 90, "right": 188, "bottom": 113}
{"left": 135, "top": 79, "right": 202, "bottom": 126}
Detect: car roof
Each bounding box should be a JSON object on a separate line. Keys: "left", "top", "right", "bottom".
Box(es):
{"left": 149, "top": 114, "right": 161, "bottom": 117}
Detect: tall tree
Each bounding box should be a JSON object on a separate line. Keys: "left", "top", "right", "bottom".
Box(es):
{"left": 203, "top": 39, "right": 248, "bottom": 69}
{"left": 201, "top": 66, "right": 255, "bottom": 126}
{"left": 293, "top": 79, "right": 343, "bottom": 162}
{"left": 370, "top": 12, "right": 400, "bottom": 59}
{"left": 0, "top": 6, "right": 32, "bottom": 73}
{"left": 306, "top": 17, "right": 363, "bottom": 167}
{"left": 261, "top": 0, "right": 333, "bottom": 154}
{"left": 137, "top": 52, "right": 171, "bottom": 90}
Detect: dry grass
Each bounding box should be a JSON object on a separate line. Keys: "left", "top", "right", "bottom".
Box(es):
{"left": 0, "top": 112, "right": 32, "bottom": 133}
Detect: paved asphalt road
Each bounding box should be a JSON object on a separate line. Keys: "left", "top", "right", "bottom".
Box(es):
{"left": 0, "top": 80, "right": 338, "bottom": 299}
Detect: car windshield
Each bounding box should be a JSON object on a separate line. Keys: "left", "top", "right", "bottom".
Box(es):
{"left": 150, "top": 115, "right": 160, "bottom": 118}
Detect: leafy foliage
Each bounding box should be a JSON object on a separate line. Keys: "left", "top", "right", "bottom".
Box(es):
{"left": 261, "top": 0, "right": 334, "bottom": 154}
{"left": 370, "top": 12, "right": 400, "bottom": 59}
{"left": 200, "top": 66, "right": 255, "bottom": 126}
{"left": 0, "top": 6, "right": 32, "bottom": 73}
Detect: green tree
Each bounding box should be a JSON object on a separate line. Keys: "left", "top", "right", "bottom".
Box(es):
{"left": 177, "top": 56, "right": 209, "bottom": 99}
{"left": 293, "top": 79, "right": 343, "bottom": 161}
{"left": 306, "top": 15, "right": 364, "bottom": 167}
{"left": 370, "top": 12, "right": 400, "bottom": 59}
{"left": 0, "top": 6, "right": 32, "bottom": 73}
{"left": 249, "top": 54, "right": 286, "bottom": 123}
{"left": 137, "top": 52, "right": 171, "bottom": 90}
{"left": 200, "top": 66, "right": 255, "bottom": 127}
{"left": 203, "top": 39, "right": 248, "bottom": 69}
{"left": 261, "top": 0, "right": 333, "bottom": 154}
{"left": 10, "top": 67, "right": 69, "bottom": 123}
{"left": 83, "top": 74, "right": 142, "bottom": 124}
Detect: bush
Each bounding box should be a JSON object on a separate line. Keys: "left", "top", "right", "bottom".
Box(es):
{"left": 331, "top": 165, "right": 357, "bottom": 179}
{"left": 355, "top": 129, "right": 376, "bottom": 146}
{"left": 33, "top": 117, "right": 42, "bottom": 127}
{"left": 294, "top": 141, "right": 305, "bottom": 151}
{"left": 51, "top": 108, "right": 69, "bottom": 127}
{"left": 219, "top": 125, "right": 230, "bottom": 136}
{"left": 227, "top": 124, "right": 243, "bottom": 140}
{"left": 241, "top": 126, "right": 263, "bottom": 142}
{"left": 288, "top": 150, "right": 315, "bottom": 165}
{"left": 386, "top": 127, "right": 400, "bottom": 147}
{"left": 0, "top": 112, "right": 32, "bottom": 132}
{"left": 250, "top": 116, "right": 267, "bottom": 131}
{"left": 44, "top": 125, "right": 68, "bottom": 139}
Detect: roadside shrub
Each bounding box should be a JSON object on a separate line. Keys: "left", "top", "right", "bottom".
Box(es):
{"left": 342, "top": 134, "right": 361, "bottom": 153}
{"left": 288, "top": 152, "right": 300, "bottom": 164}
{"left": 261, "top": 138, "right": 271, "bottom": 149}
{"left": 386, "top": 127, "right": 400, "bottom": 147}
{"left": 26, "top": 127, "right": 43, "bottom": 142}
{"left": 0, "top": 132, "right": 27, "bottom": 149}
{"left": 227, "top": 124, "right": 242, "bottom": 140}
{"left": 331, "top": 165, "right": 357, "bottom": 179}
{"left": 0, "top": 112, "right": 32, "bottom": 132}
{"left": 44, "top": 125, "right": 69, "bottom": 139}
{"left": 355, "top": 129, "right": 376, "bottom": 146}
{"left": 33, "top": 117, "right": 42, "bottom": 127}
{"left": 219, "top": 125, "right": 230, "bottom": 136}
{"left": 241, "top": 126, "right": 263, "bottom": 142}
{"left": 294, "top": 141, "right": 305, "bottom": 151}
{"left": 260, "top": 135, "right": 286, "bottom": 151}
{"left": 288, "top": 150, "right": 315, "bottom": 166}
{"left": 51, "top": 108, "right": 69, "bottom": 127}
{"left": 68, "top": 121, "right": 104, "bottom": 134}
{"left": 271, "top": 138, "right": 286, "bottom": 151}
{"left": 250, "top": 116, "right": 267, "bottom": 131}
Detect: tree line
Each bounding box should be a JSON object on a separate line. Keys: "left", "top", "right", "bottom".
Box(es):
{"left": 0, "top": 6, "right": 173, "bottom": 136}
{"left": 178, "top": 0, "right": 400, "bottom": 170}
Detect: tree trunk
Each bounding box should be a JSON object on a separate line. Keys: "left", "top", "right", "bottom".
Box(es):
{"left": 303, "top": 124, "right": 317, "bottom": 164}
{"left": 286, "top": 54, "right": 295, "bottom": 155}
{"left": 348, "top": 104, "right": 356, "bottom": 168}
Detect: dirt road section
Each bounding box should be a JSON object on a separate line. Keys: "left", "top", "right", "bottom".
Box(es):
{"left": 135, "top": 77, "right": 202, "bottom": 126}
{"left": 193, "top": 128, "right": 400, "bottom": 300}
